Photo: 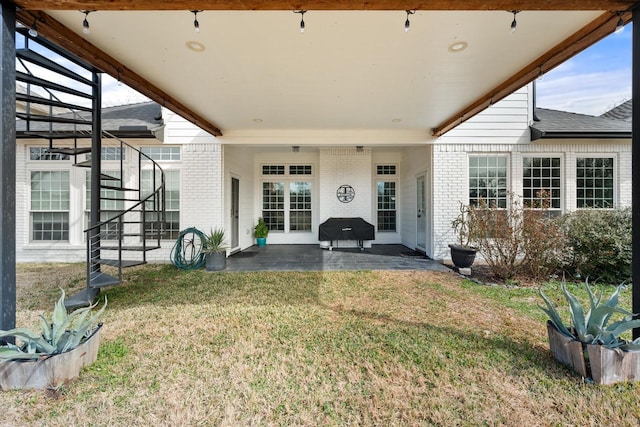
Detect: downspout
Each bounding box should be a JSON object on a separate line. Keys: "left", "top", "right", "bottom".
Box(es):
{"left": 532, "top": 79, "right": 540, "bottom": 122}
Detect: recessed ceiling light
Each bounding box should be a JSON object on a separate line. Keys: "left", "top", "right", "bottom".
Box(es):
{"left": 448, "top": 41, "right": 468, "bottom": 53}
{"left": 252, "top": 118, "right": 263, "bottom": 123}
{"left": 392, "top": 118, "right": 402, "bottom": 123}
{"left": 186, "top": 41, "right": 206, "bottom": 52}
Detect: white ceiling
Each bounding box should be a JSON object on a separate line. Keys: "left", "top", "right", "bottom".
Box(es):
{"left": 45, "top": 10, "right": 603, "bottom": 137}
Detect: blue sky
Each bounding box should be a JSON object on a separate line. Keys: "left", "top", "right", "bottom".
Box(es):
{"left": 536, "top": 23, "right": 632, "bottom": 116}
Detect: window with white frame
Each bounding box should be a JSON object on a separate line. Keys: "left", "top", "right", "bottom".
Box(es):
{"left": 140, "top": 146, "right": 181, "bottom": 240}
{"left": 576, "top": 157, "right": 614, "bottom": 208}
{"left": 262, "top": 165, "right": 313, "bottom": 233}
{"left": 468, "top": 156, "right": 508, "bottom": 208}
{"left": 141, "top": 169, "right": 180, "bottom": 240}
{"left": 141, "top": 146, "right": 181, "bottom": 161}
{"left": 85, "top": 170, "right": 124, "bottom": 240}
{"left": 522, "top": 156, "right": 561, "bottom": 214}
{"left": 376, "top": 165, "right": 397, "bottom": 232}
{"left": 30, "top": 170, "right": 70, "bottom": 241}
{"left": 30, "top": 147, "right": 70, "bottom": 161}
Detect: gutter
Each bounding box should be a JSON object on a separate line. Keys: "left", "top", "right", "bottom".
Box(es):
{"left": 530, "top": 127, "right": 632, "bottom": 141}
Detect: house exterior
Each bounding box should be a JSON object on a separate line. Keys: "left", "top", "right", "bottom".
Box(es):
{"left": 15, "top": 83, "right": 632, "bottom": 264}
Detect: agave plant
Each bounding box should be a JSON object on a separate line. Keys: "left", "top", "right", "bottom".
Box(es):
{"left": 539, "top": 281, "right": 640, "bottom": 351}
{"left": 0, "top": 289, "right": 106, "bottom": 361}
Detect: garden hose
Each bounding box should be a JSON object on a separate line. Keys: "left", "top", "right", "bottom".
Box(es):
{"left": 170, "top": 227, "right": 206, "bottom": 270}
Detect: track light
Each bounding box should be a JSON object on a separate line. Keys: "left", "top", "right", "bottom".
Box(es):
{"left": 510, "top": 10, "right": 520, "bottom": 33}
{"left": 191, "top": 10, "right": 202, "bottom": 33}
{"left": 404, "top": 10, "right": 415, "bottom": 33}
{"left": 28, "top": 20, "right": 38, "bottom": 37}
{"left": 81, "top": 10, "right": 94, "bottom": 34}
{"left": 294, "top": 10, "right": 307, "bottom": 33}
{"left": 615, "top": 12, "right": 625, "bottom": 34}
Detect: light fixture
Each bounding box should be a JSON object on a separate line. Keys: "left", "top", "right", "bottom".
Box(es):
{"left": 510, "top": 10, "right": 520, "bottom": 33}
{"left": 448, "top": 41, "right": 468, "bottom": 53}
{"left": 292, "top": 146, "right": 300, "bottom": 152}
{"left": 356, "top": 146, "right": 364, "bottom": 153}
{"left": 404, "top": 10, "right": 415, "bottom": 32}
{"left": 615, "top": 12, "right": 625, "bottom": 34}
{"left": 81, "top": 10, "right": 94, "bottom": 34}
{"left": 191, "top": 10, "right": 202, "bottom": 33}
{"left": 294, "top": 10, "right": 307, "bottom": 33}
{"left": 185, "top": 41, "right": 206, "bottom": 52}
{"left": 28, "top": 19, "right": 38, "bottom": 37}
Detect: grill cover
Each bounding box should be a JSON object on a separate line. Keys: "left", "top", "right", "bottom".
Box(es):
{"left": 318, "top": 217, "right": 375, "bottom": 241}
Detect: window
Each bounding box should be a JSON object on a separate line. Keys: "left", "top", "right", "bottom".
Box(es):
{"left": 263, "top": 165, "right": 285, "bottom": 175}
{"left": 376, "top": 165, "right": 397, "bottom": 232}
{"left": 469, "top": 156, "right": 507, "bottom": 208}
{"left": 262, "top": 165, "right": 313, "bottom": 233}
{"left": 289, "top": 182, "right": 312, "bottom": 231}
{"left": 141, "top": 170, "right": 180, "bottom": 240}
{"left": 30, "top": 171, "right": 70, "bottom": 241}
{"left": 577, "top": 157, "right": 614, "bottom": 208}
{"left": 85, "top": 171, "right": 124, "bottom": 240}
{"left": 140, "top": 146, "right": 181, "bottom": 161}
{"left": 377, "top": 165, "right": 396, "bottom": 175}
{"left": 377, "top": 182, "right": 396, "bottom": 232}
{"left": 262, "top": 182, "right": 285, "bottom": 231}
{"left": 30, "top": 147, "right": 70, "bottom": 161}
{"left": 86, "top": 147, "right": 126, "bottom": 161}
{"left": 523, "top": 157, "right": 561, "bottom": 214}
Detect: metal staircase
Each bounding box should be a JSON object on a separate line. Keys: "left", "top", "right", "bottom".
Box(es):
{"left": 15, "top": 28, "right": 165, "bottom": 308}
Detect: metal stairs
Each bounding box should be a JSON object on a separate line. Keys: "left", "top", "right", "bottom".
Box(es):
{"left": 15, "top": 28, "right": 166, "bottom": 309}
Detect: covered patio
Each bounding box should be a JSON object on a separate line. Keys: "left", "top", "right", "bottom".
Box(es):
{"left": 225, "top": 244, "right": 452, "bottom": 272}
{"left": 1, "top": 1, "right": 640, "bottom": 332}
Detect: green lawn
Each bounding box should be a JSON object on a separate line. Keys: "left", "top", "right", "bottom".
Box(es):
{"left": 2, "top": 264, "right": 640, "bottom": 426}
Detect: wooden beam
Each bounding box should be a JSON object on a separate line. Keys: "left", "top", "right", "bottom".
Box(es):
{"left": 12, "top": 0, "right": 640, "bottom": 11}
{"left": 432, "top": 10, "right": 633, "bottom": 137}
{"left": 15, "top": 9, "right": 223, "bottom": 137}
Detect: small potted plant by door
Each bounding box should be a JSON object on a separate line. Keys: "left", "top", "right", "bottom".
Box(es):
{"left": 203, "top": 228, "right": 228, "bottom": 271}
{"left": 254, "top": 218, "right": 269, "bottom": 247}
{"left": 449, "top": 202, "right": 478, "bottom": 268}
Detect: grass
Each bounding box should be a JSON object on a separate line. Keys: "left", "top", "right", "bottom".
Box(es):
{"left": 3, "top": 264, "right": 640, "bottom": 426}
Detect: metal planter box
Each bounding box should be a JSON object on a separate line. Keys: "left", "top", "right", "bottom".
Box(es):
{"left": 547, "top": 321, "right": 640, "bottom": 385}
{"left": 0, "top": 324, "right": 101, "bottom": 390}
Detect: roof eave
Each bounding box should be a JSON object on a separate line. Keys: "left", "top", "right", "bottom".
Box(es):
{"left": 529, "top": 127, "right": 632, "bottom": 141}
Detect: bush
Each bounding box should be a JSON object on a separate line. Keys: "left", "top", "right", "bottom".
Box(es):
{"left": 468, "top": 192, "right": 566, "bottom": 280}
{"left": 559, "top": 208, "right": 632, "bottom": 284}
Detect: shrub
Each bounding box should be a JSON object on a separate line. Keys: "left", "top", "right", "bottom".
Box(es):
{"left": 559, "top": 208, "right": 632, "bottom": 284}
{"left": 469, "top": 192, "right": 566, "bottom": 280}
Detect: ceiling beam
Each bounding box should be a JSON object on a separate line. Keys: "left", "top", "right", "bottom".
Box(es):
{"left": 12, "top": 0, "right": 640, "bottom": 11}
{"left": 432, "top": 10, "right": 633, "bottom": 137}
{"left": 15, "top": 9, "right": 223, "bottom": 137}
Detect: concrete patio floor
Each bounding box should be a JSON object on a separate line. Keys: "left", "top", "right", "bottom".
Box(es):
{"left": 225, "top": 244, "right": 451, "bottom": 272}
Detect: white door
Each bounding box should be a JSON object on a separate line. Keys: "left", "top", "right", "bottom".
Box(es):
{"left": 416, "top": 174, "right": 426, "bottom": 252}
{"left": 231, "top": 177, "right": 239, "bottom": 249}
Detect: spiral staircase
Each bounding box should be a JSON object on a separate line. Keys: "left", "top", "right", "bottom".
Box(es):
{"left": 16, "top": 29, "right": 166, "bottom": 308}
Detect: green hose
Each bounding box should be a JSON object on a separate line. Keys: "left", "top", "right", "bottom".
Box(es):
{"left": 170, "top": 227, "right": 206, "bottom": 270}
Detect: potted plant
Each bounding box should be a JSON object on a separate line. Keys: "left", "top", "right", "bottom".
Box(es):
{"left": 449, "top": 202, "right": 478, "bottom": 268}
{"left": 0, "top": 289, "right": 106, "bottom": 390}
{"left": 254, "top": 218, "right": 269, "bottom": 247}
{"left": 203, "top": 228, "right": 228, "bottom": 271}
{"left": 539, "top": 281, "right": 640, "bottom": 384}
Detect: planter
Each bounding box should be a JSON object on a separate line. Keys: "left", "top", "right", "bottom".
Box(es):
{"left": 205, "top": 252, "right": 227, "bottom": 271}
{"left": 256, "top": 237, "right": 267, "bottom": 247}
{"left": 0, "top": 324, "right": 102, "bottom": 390}
{"left": 546, "top": 321, "right": 640, "bottom": 385}
{"left": 448, "top": 244, "right": 477, "bottom": 268}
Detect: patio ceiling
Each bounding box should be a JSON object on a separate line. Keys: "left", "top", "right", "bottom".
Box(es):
{"left": 13, "top": 1, "right": 639, "bottom": 139}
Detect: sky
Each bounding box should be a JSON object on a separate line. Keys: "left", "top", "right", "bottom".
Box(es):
{"left": 536, "top": 23, "right": 632, "bottom": 116}
{"left": 98, "top": 22, "right": 634, "bottom": 117}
